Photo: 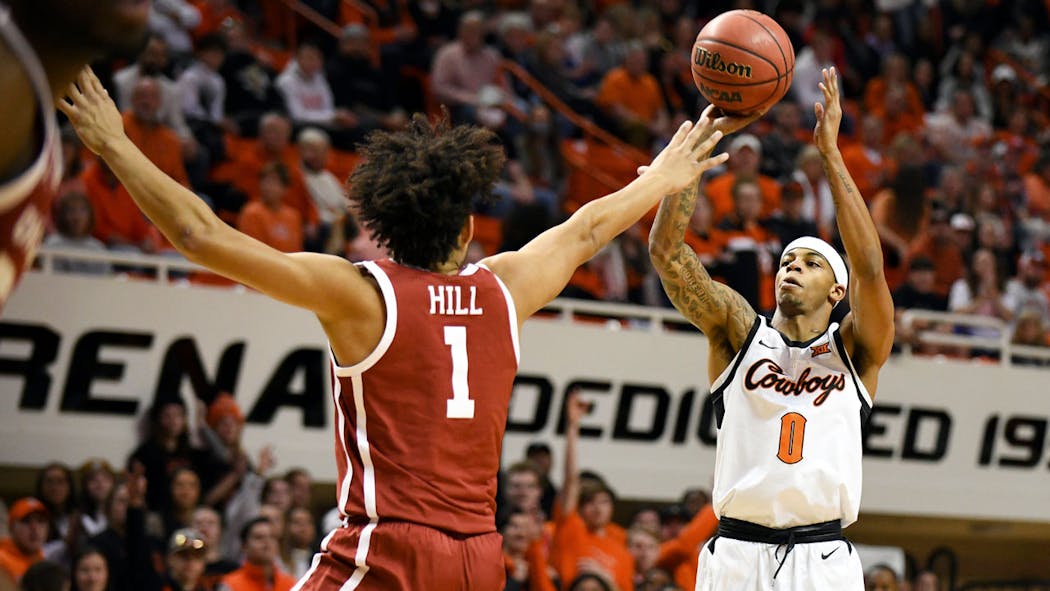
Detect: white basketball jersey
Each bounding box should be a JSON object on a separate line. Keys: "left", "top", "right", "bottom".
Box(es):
{"left": 710, "top": 316, "right": 872, "bottom": 529}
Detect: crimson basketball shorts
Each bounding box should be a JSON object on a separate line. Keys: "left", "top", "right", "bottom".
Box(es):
{"left": 292, "top": 520, "right": 504, "bottom": 591}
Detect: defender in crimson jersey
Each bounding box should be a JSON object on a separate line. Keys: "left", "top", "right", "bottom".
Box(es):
{"left": 62, "top": 66, "right": 760, "bottom": 590}
{"left": 0, "top": 1, "right": 149, "bottom": 310}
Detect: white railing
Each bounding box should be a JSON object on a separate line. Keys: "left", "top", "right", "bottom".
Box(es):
{"left": 35, "top": 245, "right": 207, "bottom": 282}
{"left": 28, "top": 247, "right": 1050, "bottom": 366}
{"left": 898, "top": 308, "right": 1050, "bottom": 365}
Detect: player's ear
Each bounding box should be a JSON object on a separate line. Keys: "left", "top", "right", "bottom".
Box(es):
{"left": 459, "top": 216, "right": 474, "bottom": 249}
{"left": 829, "top": 282, "right": 846, "bottom": 305}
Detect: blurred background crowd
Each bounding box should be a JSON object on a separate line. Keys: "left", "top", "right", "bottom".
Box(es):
{"left": 7, "top": 0, "right": 1050, "bottom": 590}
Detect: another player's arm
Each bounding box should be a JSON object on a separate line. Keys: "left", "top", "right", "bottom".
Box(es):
{"left": 482, "top": 118, "right": 727, "bottom": 327}
{"left": 648, "top": 179, "right": 756, "bottom": 378}
{"left": 814, "top": 68, "right": 894, "bottom": 391}
{"left": 58, "top": 68, "right": 370, "bottom": 321}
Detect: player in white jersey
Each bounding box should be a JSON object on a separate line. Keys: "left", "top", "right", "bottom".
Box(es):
{"left": 649, "top": 68, "right": 894, "bottom": 589}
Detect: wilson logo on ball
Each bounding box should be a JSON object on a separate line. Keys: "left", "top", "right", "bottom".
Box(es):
{"left": 698, "top": 81, "right": 743, "bottom": 103}
{"left": 693, "top": 48, "right": 754, "bottom": 78}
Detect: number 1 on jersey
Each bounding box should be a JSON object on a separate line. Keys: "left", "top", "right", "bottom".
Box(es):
{"left": 777, "top": 412, "right": 806, "bottom": 464}
{"left": 444, "top": 326, "right": 475, "bottom": 419}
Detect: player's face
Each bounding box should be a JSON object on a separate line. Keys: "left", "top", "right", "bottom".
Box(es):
{"left": 776, "top": 249, "right": 838, "bottom": 313}
{"left": 17, "top": 0, "right": 151, "bottom": 57}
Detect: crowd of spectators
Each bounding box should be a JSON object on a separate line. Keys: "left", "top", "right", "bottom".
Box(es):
{"left": 38, "top": 0, "right": 1050, "bottom": 345}
{"left": 9, "top": 5, "right": 1049, "bottom": 590}
{"left": 0, "top": 390, "right": 949, "bottom": 591}
{"left": 38, "top": 0, "right": 1050, "bottom": 361}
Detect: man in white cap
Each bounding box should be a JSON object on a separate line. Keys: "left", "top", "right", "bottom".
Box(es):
{"left": 703, "top": 132, "right": 782, "bottom": 224}
{"left": 650, "top": 67, "right": 894, "bottom": 590}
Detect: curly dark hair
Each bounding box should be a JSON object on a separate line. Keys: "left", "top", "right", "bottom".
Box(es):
{"left": 348, "top": 114, "right": 505, "bottom": 270}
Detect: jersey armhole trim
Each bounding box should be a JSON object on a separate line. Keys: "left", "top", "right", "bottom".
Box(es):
{"left": 478, "top": 263, "right": 520, "bottom": 363}
{"left": 330, "top": 261, "right": 398, "bottom": 377}
{"left": 709, "top": 315, "right": 762, "bottom": 429}
{"left": 832, "top": 328, "right": 873, "bottom": 421}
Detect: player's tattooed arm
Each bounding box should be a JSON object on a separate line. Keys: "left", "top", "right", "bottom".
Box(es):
{"left": 648, "top": 180, "right": 756, "bottom": 351}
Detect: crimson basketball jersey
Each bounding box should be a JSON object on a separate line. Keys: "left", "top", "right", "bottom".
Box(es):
{"left": 0, "top": 4, "right": 62, "bottom": 309}
{"left": 329, "top": 259, "right": 519, "bottom": 536}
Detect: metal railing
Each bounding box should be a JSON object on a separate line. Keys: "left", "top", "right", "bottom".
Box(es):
{"left": 898, "top": 309, "right": 1050, "bottom": 366}
{"left": 30, "top": 247, "right": 1050, "bottom": 366}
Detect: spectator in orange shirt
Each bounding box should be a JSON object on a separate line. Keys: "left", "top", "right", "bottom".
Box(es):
{"left": 863, "top": 54, "right": 924, "bottom": 121}
{"left": 212, "top": 113, "right": 319, "bottom": 234}
{"left": 0, "top": 498, "right": 48, "bottom": 584}
{"left": 909, "top": 208, "right": 965, "bottom": 297}
{"left": 218, "top": 518, "right": 295, "bottom": 591}
{"left": 840, "top": 115, "right": 888, "bottom": 203}
{"left": 596, "top": 42, "right": 668, "bottom": 148}
{"left": 237, "top": 163, "right": 304, "bottom": 253}
{"left": 655, "top": 503, "right": 719, "bottom": 591}
{"left": 717, "top": 180, "right": 779, "bottom": 313}
{"left": 501, "top": 506, "right": 557, "bottom": 591}
{"left": 124, "top": 77, "right": 192, "bottom": 189}
{"left": 879, "top": 85, "right": 924, "bottom": 146}
{"left": 551, "top": 394, "right": 634, "bottom": 591}
{"left": 704, "top": 134, "right": 782, "bottom": 224}
{"left": 81, "top": 157, "right": 159, "bottom": 252}
{"left": 680, "top": 191, "right": 730, "bottom": 289}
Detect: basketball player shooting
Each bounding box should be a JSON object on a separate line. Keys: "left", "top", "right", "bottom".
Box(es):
{"left": 0, "top": 0, "right": 150, "bottom": 310}
{"left": 649, "top": 67, "right": 894, "bottom": 589}
{"left": 59, "top": 65, "right": 747, "bottom": 590}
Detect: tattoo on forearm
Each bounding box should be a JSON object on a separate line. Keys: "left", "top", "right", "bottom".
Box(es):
{"left": 652, "top": 182, "right": 726, "bottom": 323}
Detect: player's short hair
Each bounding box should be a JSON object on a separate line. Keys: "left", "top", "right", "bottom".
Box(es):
{"left": 348, "top": 114, "right": 504, "bottom": 270}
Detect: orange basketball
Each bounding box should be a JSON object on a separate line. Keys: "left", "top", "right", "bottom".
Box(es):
{"left": 691, "top": 10, "right": 795, "bottom": 115}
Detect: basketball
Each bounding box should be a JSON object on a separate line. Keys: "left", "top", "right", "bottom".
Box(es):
{"left": 691, "top": 10, "right": 795, "bottom": 115}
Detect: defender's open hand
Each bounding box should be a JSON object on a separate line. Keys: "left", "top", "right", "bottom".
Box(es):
{"left": 57, "top": 67, "right": 127, "bottom": 156}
